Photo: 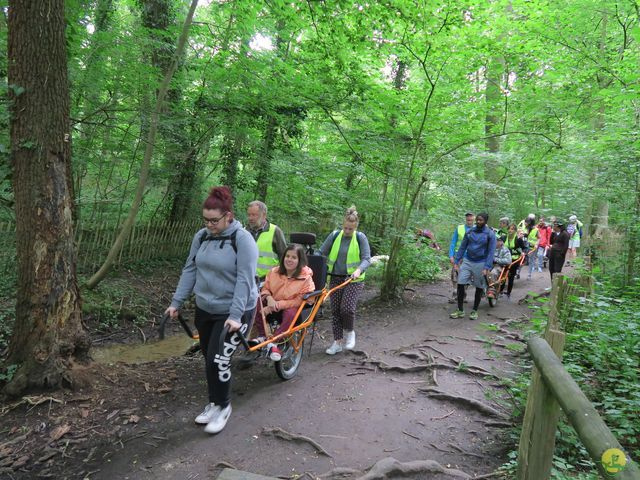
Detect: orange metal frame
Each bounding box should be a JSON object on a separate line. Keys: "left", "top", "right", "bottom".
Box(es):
{"left": 488, "top": 254, "right": 525, "bottom": 290}
{"left": 247, "top": 277, "right": 353, "bottom": 353}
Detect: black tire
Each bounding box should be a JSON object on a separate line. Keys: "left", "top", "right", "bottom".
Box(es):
{"left": 488, "top": 295, "right": 496, "bottom": 307}
{"left": 275, "top": 331, "right": 304, "bottom": 380}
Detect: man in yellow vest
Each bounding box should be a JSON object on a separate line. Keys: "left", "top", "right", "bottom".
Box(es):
{"left": 247, "top": 201, "right": 287, "bottom": 280}
{"left": 447, "top": 212, "right": 475, "bottom": 303}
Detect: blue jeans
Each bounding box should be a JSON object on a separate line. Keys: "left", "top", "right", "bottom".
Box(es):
{"left": 529, "top": 247, "right": 544, "bottom": 275}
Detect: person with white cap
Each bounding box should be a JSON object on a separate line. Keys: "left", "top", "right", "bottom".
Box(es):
{"left": 567, "top": 214, "right": 583, "bottom": 260}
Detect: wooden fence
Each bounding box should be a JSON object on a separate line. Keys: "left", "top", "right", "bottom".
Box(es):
{"left": 517, "top": 275, "right": 639, "bottom": 479}
{"left": 0, "top": 220, "right": 201, "bottom": 274}
{"left": 0, "top": 218, "right": 333, "bottom": 276}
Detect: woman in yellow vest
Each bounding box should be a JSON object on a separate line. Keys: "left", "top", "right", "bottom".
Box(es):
{"left": 318, "top": 206, "right": 371, "bottom": 355}
{"left": 526, "top": 224, "right": 539, "bottom": 280}
{"left": 504, "top": 224, "right": 526, "bottom": 299}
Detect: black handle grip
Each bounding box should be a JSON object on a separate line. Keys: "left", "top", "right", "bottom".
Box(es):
{"left": 236, "top": 329, "right": 251, "bottom": 351}
{"left": 159, "top": 312, "right": 197, "bottom": 340}
{"left": 218, "top": 324, "right": 251, "bottom": 352}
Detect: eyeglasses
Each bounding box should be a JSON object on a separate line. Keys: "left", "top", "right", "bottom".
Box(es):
{"left": 203, "top": 212, "right": 228, "bottom": 225}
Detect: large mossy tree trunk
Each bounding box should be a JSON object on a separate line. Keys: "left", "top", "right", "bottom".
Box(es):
{"left": 5, "top": 0, "right": 90, "bottom": 396}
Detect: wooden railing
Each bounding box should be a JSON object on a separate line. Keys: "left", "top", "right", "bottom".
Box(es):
{"left": 517, "top": 275, "right": 639, "bottom": 479}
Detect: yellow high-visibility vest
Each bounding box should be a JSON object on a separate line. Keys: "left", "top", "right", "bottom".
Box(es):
{"left": 327, "top": 230, "right": 364, "bottom": 282}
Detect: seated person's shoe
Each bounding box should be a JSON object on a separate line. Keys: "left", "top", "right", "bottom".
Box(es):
{"left": 248, "top": 336, "right": 266, "bottom": 347}
{"left": 268, "top": 343, "right": 282, "bottom": 361}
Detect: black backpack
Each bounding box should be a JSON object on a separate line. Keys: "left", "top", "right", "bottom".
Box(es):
{"left": 192, "top": 229, "right": 238, "bottom": 263}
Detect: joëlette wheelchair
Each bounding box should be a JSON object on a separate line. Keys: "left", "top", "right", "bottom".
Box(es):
{"left": 159, "top": 233, "right": 352, "bottom": 381}
{"left": 485, "top": 254, "right": 525, "bottom": 307}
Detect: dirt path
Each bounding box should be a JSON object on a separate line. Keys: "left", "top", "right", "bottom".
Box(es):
{"left": 0, "top": 268, "right": 554, "bottom": 479}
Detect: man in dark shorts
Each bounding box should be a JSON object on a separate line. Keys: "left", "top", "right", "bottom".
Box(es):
{"left": 450, "top": 213, "right": 496, "bottom": 321}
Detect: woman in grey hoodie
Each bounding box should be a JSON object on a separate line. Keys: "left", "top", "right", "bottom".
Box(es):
{"left": 165, "top": 186, "right": 258, "bottom": 434}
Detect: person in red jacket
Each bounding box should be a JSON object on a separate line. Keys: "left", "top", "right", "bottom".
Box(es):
{"left": 535, "top": 217, "right": 552, "bottom": 271}
{"left": 251, "top": 244, "right": 315, "bottom": 361}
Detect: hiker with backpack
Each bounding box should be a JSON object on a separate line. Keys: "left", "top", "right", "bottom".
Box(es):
{"left": 165, "top": 186, "right": 258, "bottom": 435}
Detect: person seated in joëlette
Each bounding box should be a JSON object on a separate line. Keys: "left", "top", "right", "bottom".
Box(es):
{"left": 251, "top": 243, "right": 315, "bottom": 361}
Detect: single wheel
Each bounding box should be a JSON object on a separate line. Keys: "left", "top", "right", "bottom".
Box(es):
{"left": 275, "top": 331, "right": 304, "bottom": 380}
{"left": 488, "top": 295, "right": 496, "bottom": 307}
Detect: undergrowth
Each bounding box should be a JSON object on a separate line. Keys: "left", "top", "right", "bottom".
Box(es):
{"left": 498, "top": 272, "right": 640, "bottom": 478}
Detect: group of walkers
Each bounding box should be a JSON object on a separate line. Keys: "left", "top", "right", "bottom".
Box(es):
{"left": 162, "top": 185, "right": 582, "bottom": 436}
{"left": 447, "top": 211, "right": 583, "bottom": 320}
{"left": 165, "top": 187, "right": 370, "bottom": 435}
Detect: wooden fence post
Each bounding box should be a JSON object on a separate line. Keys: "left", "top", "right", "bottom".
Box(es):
{"left": 517, "top": 276, "right": 568, "bottom": 480}
{"left": 528, "top": 337, "right": 640, "bottom": 479}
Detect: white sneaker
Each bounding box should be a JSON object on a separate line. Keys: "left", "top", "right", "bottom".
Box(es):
{"left": 344, "top": 331, "right": 356, "bottom": 350}
{"left": 325, "top": 341, "right": 343, "bottom": 355}
{"left": 195, "top": 403, "right": 219, "bottom": 424}
{"left": 204, "top": 404, "right": 232, "bottom": 434}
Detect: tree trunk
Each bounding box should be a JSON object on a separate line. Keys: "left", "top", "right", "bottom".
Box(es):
{"left": 86, "top": 0, "right": 199, "bottom": 289}
{"left": 138, "top": 0, "right": 200, "bottom": 221}
{"left": 6, "top": 0, "right": 90, "bottom": 396}
{"left": 586, "top": 8, "right": 610, "bottom": 244}
{"left": 540, "top": 163, "right": 548, "bottom": 210}
{"left": 220, "top": 125, "right": 244, "bottom": 193}
{"left": 624, "top": 163, "right": 640, "bottom": 286}
{"left": 254, "top": 116, "right": 277, "bottom": 201}
{"left": 483, "top": 55, "right": 505, "bottom": 219}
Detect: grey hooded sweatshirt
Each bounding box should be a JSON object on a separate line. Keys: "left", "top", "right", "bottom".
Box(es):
{"left": 170, "top": 219, "right": 258, "bottom": 320}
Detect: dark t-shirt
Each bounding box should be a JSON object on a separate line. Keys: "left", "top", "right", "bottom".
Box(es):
{"left": 550, "top": 230, "right": 570, "bottom": 254}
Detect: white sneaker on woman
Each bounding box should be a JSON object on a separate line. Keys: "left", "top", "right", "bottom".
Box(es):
{"left": 344, "top": 331, "right": 356, "bottom": 350}
{"left": 204, "top": 404, "right": 232, "bottom": 434}
{"left": 195, "top": 403, "right": 219, "bottom": 424}
{"left": 325, "top": 341, "right": 343, "bottom": 355}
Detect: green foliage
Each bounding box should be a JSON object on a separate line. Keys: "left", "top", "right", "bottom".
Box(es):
{"left": 397, "top": 235, "right": 445, "bottom": 284}
{"left": 0, "top": 363, "right": 17, "bottom": 383}
{"left": 501, "top": 280, "right": 640, "bottom": 476}
{"left": 80, "top": 276, "right": 151, "bottom": 330}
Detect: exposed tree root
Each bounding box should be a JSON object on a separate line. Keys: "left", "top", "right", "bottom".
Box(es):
{"left": 416, "top": 343, "right": 448, "bottom": 358}
{"left": 362, "top": 357, "right": 496, "bottom": 380}
{"left": 518, "top": 290, "right": 551, "bottom": 305}
{"left": 429, "top": 409, "right": 455, "bottom": 421}
{"left": 418, "top": 387, "right": 508, "bottom": 419}
{"left": 346, "top": 349, "right": 369, "bottom": 358}
{"left": 361, "top": 359, "right": 430, "bottom": 373}
{"left": 356, "top": 458, "right": 472, "bottom": 479}
{"left": 493, "top": 326, "right": 524, "bottom": 342}
{"left": 482, "top": 420, "right": 514, "bottom": 428}
{"left": 447, "top": 443, "right": 483, "bottom": 459}
{"left": 389, "top": 378, "right": 427, "bottom": 384}
{"left": 0, "top": 395, "right": 62, "bottom": 415}
{"left": 397, "top": 351, "right": 423, "bottom": 359}
{"left": 318, "top": 457, "right": 474, "bottom": 479}
{"left": 429, "top": 442, "right": 455, "bottom": 454}
{"left": 318, "top": 466, "right": 361, "bottom": 479}
{"left": 262, "top": 427, "right": 332, "bottom": 457}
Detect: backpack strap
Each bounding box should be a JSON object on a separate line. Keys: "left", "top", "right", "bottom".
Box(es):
{"left": 192, "top": 230, "right": 238, "bottom": 262}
